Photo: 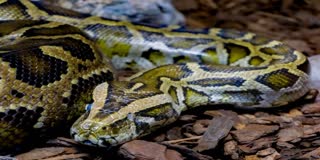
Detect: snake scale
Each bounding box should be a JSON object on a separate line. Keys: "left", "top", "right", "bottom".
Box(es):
{"left": 0, "top": 0, "right": 310, "bottom": 149}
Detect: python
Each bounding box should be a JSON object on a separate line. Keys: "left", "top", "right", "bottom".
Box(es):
{"left": 0, "top": 0, "right": 309, "bottom": 149}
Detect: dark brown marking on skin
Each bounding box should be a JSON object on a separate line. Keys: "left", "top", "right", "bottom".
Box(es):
{"left": 0, "top": 48, "right": 68, "bottom": 88}
{"left": 249, "top": 56, "right": 264, "bottom": 66}
{"left": 223, "top": 89, "right": 263, "bottom": 105}
{"left": 217, "top": 29, "right": 246, "bottom": 39}
{"left": 22, "top": 24, "right": 90, "bottom": 38}
{"left": 255, "top": 69, "right": 300, "bottom": 91}
{"left": 199, "top": 64, "right": 267, "bottom": 73}
{"left": 135, "top": 103, "right": 178, "bottom": 121}
{"left": 0, "top": 0, "right": 30, "bottom": 19}
{"left": 225, "top": 43, "right": 251, "bottom": 64}
{"left": 108, "top": 118, "right": 130, "bottom": 135}
{"left": 260, "top": 44, "right": 294, "bottom": 55}
{"left": 297, "top": 59, "right": 309, "bottom": 74}
{"left": 11, "top": 89, "right": 25, "bottom": 98}
{"left": 188, "top": 77, "right": 245, "bottom": 87}
{"left": 83, "top": 24, "right": 133, "bottom": 40}
{"left": 1, "top": 106, "right": 43, "bottom": 129}
{"left": 1, "top": 37, "right": 97, "bottom": 61}
{"left": 182, "top": 87, "right": 209, "bottom": 108}
{"left": 66, "top": 71, "right": 113, "bottom": 107}
{"left": 245, "top": 35, "right": 272, "bottom": 45}
{"left": 168, "top": 86, "right": 179, "bottom": 104}
{"left": 0, "top": 20, "right": 48, "bottom": 37}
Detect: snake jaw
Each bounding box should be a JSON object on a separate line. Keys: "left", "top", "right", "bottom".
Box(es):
{"left": 73, "top": 133, "right": 99, "bottom": 147}
{"left": 72, "top": 122, "right": 137, "bottom": 147}
{"left": 71, "top": 121, "right": 100, "bottom": 146}
{"left": 97, "top": 136, "right": 118, "bottom": 148}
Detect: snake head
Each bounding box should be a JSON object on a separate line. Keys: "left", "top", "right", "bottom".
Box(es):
{"left": 71, "top": 110, "right": 138, "bottom": 148}
{"left": 71, "top": 82, "right": 179, "bottom": 147}
{"left": 70, "top": 82, "right": 137, "bottom": 147}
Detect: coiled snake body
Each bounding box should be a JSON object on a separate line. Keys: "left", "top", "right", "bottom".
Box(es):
{"left": 0, "top": 0, "right": 310, "bottom": 149}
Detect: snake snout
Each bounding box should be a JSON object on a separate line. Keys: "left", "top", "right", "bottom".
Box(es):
{"left": 81, "top": 121, "right": 100, "bottom": 131}
{"left": 70, "top": 118, "right": 103, "bottom": 146}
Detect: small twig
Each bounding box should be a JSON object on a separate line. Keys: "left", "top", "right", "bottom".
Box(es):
{"left": 163, "top": 136, "right": 202, "bottom": 144}
{"left": 255, "top": 11, "right": 298, "bottom": 24}
{"left": 43, "top": 153, "right": 89, "bottom": 160}
{"left": 56, "top": 137, "right": 79, "bottom": 144}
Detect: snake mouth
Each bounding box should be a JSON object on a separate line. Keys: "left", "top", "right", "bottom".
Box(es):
{"left": 72, "top": 130, "right": 100, "bottom": 147}
{"left": 97, "top": 137, "right": 119, "bottom": 148}
{"left": 71, "top": 129, "right": 118, "bottom": 148}
{"left": 82, "top": 140, "right": 98, "bottom": 147}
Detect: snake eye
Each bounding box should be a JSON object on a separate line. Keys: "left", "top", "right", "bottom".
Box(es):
{"left": 127, "top": 112, "right": 135, "bottom": 121}
{"left": 85, "top": 104, "right": 93, "bottom": 112}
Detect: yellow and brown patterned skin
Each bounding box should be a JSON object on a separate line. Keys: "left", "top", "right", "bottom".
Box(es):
{"left": 0, "top": 0, "right": 310, "bottom": 148}
{"left": 0, "top": 20, "right": 113, "bottom": 148}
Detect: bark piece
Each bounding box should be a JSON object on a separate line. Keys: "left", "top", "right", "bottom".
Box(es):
{"left": 259, "top": 150, "right": 281, "bottom": 160}
{"left": 299, "top": 147, "right": 320, "bottom": 159}
{"left": 154, "top": 134, "right": 166, "bottom": 142}
{"left": 205, "top": 110, "right": 243, "bottom": 130}
{"left": 162, "top": 143, "right": 213, "bottom": 160}
{"left": 239, "top": 137, "right": 276, "bottom": 154}
{"left": 167, "top": 127, "right": 183, "bottom": 140}
{"left": 312, "top": 140, "right": 320, "bottom": 147}
{"left": 179, "top": 115, "right": 197, "bottom": 122}
{"left": 192, "top": 119, "right": 211, "bottom": 135}
{"left": 244, "top": 155, "right": 259, "bottom": 160}
{"left": 194, "top": 116, "right": 234, "bottom": 152}
{"left": 280, "top": 148, "right": 308, "bottom": 160}
{"left": 224, "top": 140, "right": 239, "bottom": 159}
{"left": 278, "top": 126, "right": 304, "bottom": 142}
{"left": 46, "top": 137, "right": 79, "bottom": 147}
{"left": 284, "top": 39, "right": 313, "bottom": 53}
{"left": 302, "top": 102, "right": 320, "bottom": 114}
{"left": 257, "top": 148, "right": 276, "bottom": 157}
{"left": 303, "top": 124, "right": 320, "bottom": 137}
{"left": 15, "top": 147, "right": 88, "bottom": 160}
{"left": 119, "top": 140, "right": 183, "bottom": 160}
{"left": 276, "top": 141, "right": 295, "bottom": 149}
{"left": 231, "top": 124, "right": 279, "bottom": 143}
